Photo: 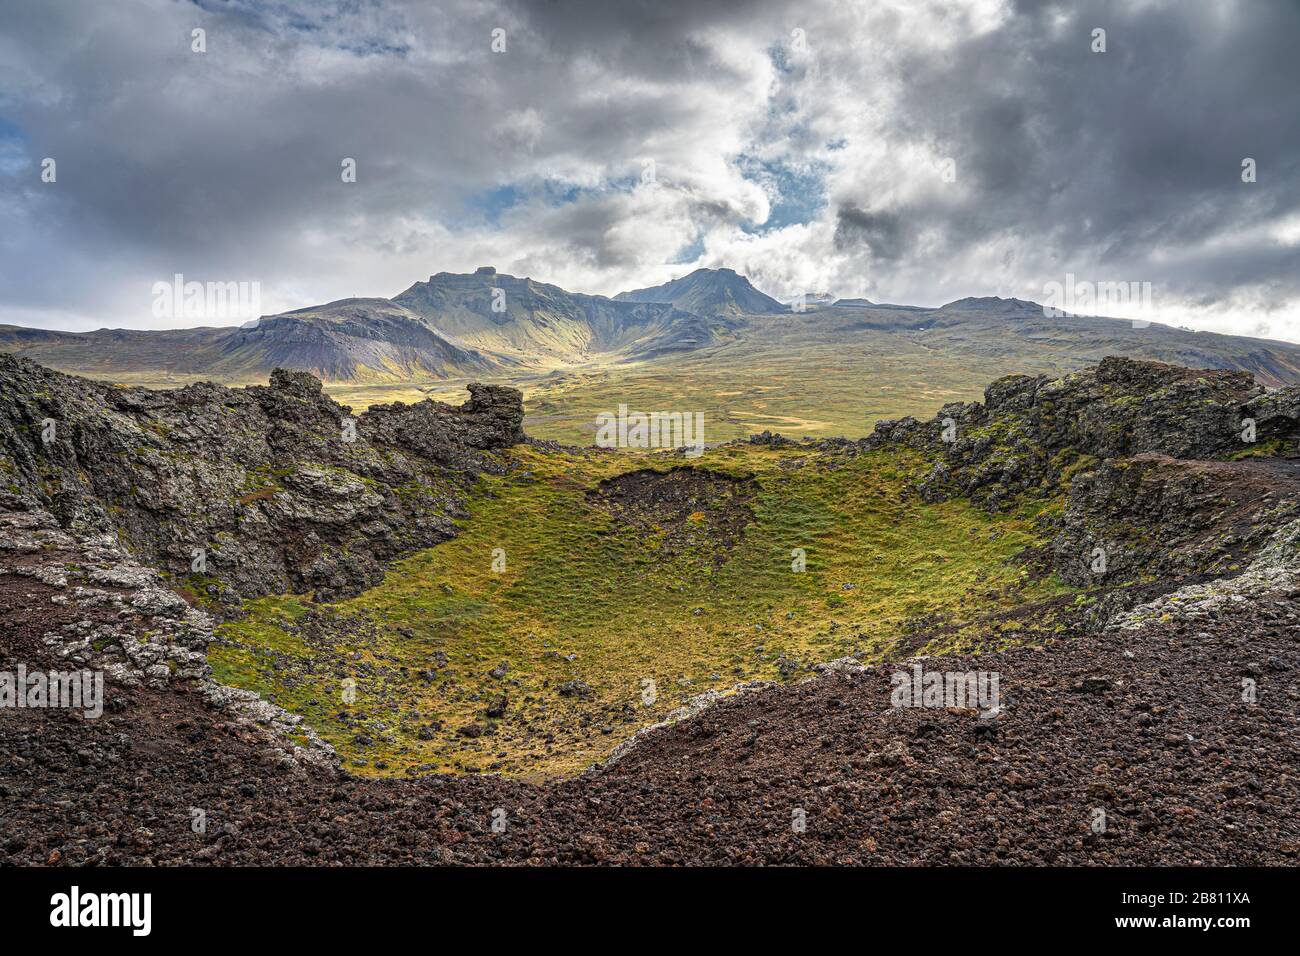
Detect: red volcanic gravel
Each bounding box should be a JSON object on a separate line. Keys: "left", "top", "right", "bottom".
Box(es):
{"left": 4, "top": 563, "right": 1298, "bottom": 866}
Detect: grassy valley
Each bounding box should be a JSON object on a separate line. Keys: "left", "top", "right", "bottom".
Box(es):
{"left": 323, "top": 298, "right": 1300, "bottom": 445}
{"left": 326, "top": 317, "right": 1071, "bottom": 445}
{"left": 210, "top": 440, "right": 1076, "bottom": 779}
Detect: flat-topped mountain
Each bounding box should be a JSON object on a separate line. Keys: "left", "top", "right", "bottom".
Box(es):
{"left": 614, "top": 267, "right": 785, "bottom": 316}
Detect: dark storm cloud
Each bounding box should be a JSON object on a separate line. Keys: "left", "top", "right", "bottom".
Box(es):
{"left": 833, "top": 206, "right": 906, "bottom": 259}
{"left": 0, "top": 0, "right": 784, "bottom": 326}
{"left": 872, "top": 0, "right": 1300, "bottom": 300}
{"left": 1, "top": 0, "right": 1299, "bottom": 336}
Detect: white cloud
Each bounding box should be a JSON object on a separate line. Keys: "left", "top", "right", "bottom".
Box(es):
{"left": 2, "top": 0, "right": 1300, "bottom": 343}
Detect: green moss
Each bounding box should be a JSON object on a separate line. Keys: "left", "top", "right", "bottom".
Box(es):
{"left": 1055, "top": 449, "right": 1100, "bottom": 485}
{"left": 1226, "top": 437, "right": 1285, "bottom": 460}
{"left": 212, "top": 443, "right": 1076, "bottom": 781}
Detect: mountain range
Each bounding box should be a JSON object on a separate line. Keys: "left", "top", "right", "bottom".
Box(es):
{"left": 391, "top": 266, "right": 735, "bottom": 366}
{"left": 4, "top": 266, "right": 1300, "bottom": 389}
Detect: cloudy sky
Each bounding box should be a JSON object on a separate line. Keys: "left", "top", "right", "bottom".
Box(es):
{"left": 2, "top": 0, "right": 1300, "bottom": 340}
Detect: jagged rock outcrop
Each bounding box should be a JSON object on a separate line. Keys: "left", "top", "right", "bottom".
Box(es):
{"left": 0, "top": 492, "right": 210, "bottom": 687}
{"left": 361, "top": 383, "right": 525, "bottom": 463}
{"left": 864, "top": 357, "right": 1280, "bottom": 508}
{"left": 1051, "top": 454, "right": 1300, "bottom": 587}
{"left": 1110, "top": 515, "right": 1300, "bottom": 630}
{"left": 0, "top": 355, "right": 524, "bottom": 602}
{"left": 856, "top": 356, "right": 1300, "bottom": 602}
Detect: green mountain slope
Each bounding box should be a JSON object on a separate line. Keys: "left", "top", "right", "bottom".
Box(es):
{"left": 0, "top": 298, "right": 504, "bottom": 385}
{"left": 214, "top": 298, "right": 505, "bottom": 382}
{"left": 392, "top": 266, "right": 736, "bottom": 365}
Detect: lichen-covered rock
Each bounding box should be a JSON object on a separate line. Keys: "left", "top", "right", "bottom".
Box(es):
{"left": 1109, "top": 516, "right": 1300, "bottom": 630}
{"left": 0, "top": 355, "right": 525, "bottom": 601}
{"left": 860, "top": 356, "right": 1286, "bottom": 507}
{"left": 845, "top": 355, "right": 1300, "bottom": 610}
{"left": 1051, "top": 454, "right": 1300, "bottom": 587}
{"left": 358, "top": 383, "right": 523, "bottom": 471}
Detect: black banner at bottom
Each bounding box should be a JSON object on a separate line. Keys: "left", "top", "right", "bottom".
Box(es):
{"left": 0, "top": 866, "right": 1280, "bottom": 941}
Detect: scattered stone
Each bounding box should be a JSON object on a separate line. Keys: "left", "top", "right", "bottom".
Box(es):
{"left": 558, "top": 680, "right": 592, "bottom": 700}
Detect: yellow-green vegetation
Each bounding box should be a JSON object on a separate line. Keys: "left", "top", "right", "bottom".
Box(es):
{"left": 102, "top": 338, "right": 1065, "bottom": 445}
{"left": 322, "top": 326, "right": 1073, "bottom": 444}
{"left": 1227, "top": 437, "right": 1286, "bottom": 460}
{"left": 211, "top": 442, "right": 1074, "bottom": 780}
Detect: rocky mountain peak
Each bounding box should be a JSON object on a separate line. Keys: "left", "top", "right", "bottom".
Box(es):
{"left": 614, "top": 267, "right": 785, "bottom": 316}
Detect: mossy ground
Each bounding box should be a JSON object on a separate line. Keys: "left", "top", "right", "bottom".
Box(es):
{"left": 322, "top": 328, "right": 1040, "bottom": 444}
{"left": 210, "top": 442, "right": 1074, "bottom": 780}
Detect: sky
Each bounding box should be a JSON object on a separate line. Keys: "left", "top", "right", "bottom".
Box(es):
{"left": 2, "top": 0, "right": 1300, "bottom": 340}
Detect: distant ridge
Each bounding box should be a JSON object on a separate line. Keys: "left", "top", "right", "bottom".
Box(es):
{"left": 0, "top": 298, "right": 504, "bottom": 384}
{"left": 938, "top": 296, "right": 1043, "bottom": 314}
{"left": 832, "top": 298, "right": 931, "bottom": 312}
{"left": 4, "top": 269, "right": 1300, "bottom": 389}
{"left": 615, "top": 267, "right": 785, "bottom": 317}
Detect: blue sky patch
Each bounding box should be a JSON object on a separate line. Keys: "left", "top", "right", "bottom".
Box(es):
{"left": 0, "top": 117, "right": 31, "bottom": 177}
{"left": 737, "top": 155, "right": 828, "bottom": 233}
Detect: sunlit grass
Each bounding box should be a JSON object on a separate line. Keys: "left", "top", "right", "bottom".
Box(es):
{"left": 211, "top": 442, "right": 1074, "bottom": 780}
